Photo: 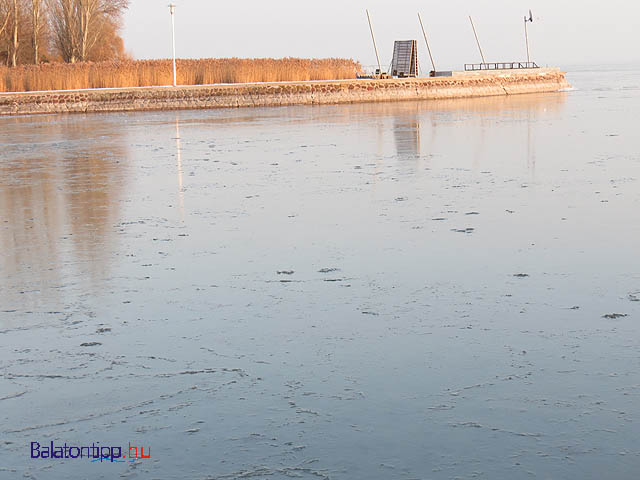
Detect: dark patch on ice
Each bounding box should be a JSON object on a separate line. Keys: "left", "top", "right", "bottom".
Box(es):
{"left": 361, "top": 311, "right": 379, "bottom": 316}
{"left": 428, "top": 404, "right": 455, "bottom": 411}
{"left": 80, "top": 342, "right": 102, "bottom": 347}
{"left": 513, "top": 273, "right": 530, "bottom": 278}
{"left": 450, "top": 421, "right": 483, "bottom": 428}
{"left": 603, "top": 313, "right": 628, "bottom": 319}
{"left": 277, "top": 270, "right": 295, "bottom": 275}
{"left": 296, "top": 408, "right": 319, "bottom": 415}
{"left": 465, "top": 211, "right": 480, "bottom": 215}
{"left": 318, "top": 267, "right": 339, "bottom": 273}
{"left": 155, "top": 368, "right": 219, "bottom": 377}
{"left": 451, "top": 228, "right": 474, "bottom": 233}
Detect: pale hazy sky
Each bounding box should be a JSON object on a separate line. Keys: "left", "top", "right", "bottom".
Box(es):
{"left": 123, "top": 1, "right": 639, "bottom": 70}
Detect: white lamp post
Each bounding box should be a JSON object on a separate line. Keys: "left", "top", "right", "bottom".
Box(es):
{"left": 169, "top": 4, "right": 177, "bottom": 86}
{"left": 524, "top": 10, "right": 534, "bottom": 65}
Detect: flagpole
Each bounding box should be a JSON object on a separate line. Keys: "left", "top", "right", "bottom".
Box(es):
{"left": 366, "top": 10, "right": 382, "bottom": 77}
{"left": 469, "top": 16, "right": 486, "bottom": 64}
{"left": 418, "top": 13, "right": 436, "bottom": 73}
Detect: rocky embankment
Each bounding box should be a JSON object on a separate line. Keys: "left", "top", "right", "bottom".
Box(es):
{"left": 0, "top": 68, "right": 570, "bottom": 116}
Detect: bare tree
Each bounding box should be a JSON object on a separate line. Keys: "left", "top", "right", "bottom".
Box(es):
{"left": 1, "top": 0, "right": 126, "bottom": 66}
{"left": 9, "top": 0, "right": 18, "bottom": 66}
{"left": 0, "top": 0, "right": 23, "bottom": 66}
{"left": 48, "top": 0, "right": 77, "bottom": 62}
{"left": 0, "top": 6, "right": 10, "bottom": 39}
{"left": 31, "top": 0, "right": 41, "bottom": 63}
{"left": 48, "top": 0, "right": 128, "bottom": 63}
{"left": 0, "top": 2, "right": 9, "bottom": 65}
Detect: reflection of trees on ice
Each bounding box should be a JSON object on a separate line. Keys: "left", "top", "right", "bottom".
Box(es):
{"left": 0, "top": 115, "right": 130, "bottom": 308}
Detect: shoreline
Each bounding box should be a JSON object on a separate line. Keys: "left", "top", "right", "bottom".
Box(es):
{"left": 0, "top": 68, "right": 570, "bottom": 116}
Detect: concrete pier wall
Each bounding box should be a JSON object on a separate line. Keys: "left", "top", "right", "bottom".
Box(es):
{"left": 0, "top": 68, "right": 570, "bottom": 116}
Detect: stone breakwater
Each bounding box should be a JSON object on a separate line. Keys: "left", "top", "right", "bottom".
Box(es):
{"left": 0, "top": 68, "right": 569, "bottom": 116}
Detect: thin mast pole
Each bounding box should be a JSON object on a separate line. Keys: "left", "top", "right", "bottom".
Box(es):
{"left": 418, "top": 13, "right": 436, "bottom": 72}
{"left": 366, "top": 9, "right": 382, "bottom": 75}
{"left": 524, "top": 16, "right": 530, "bottom": 64}
{"left": 469, "top": 15, "right": 486, "bottom": 64}
{"left": 169, "top": 4, "right": 177, "bottom": 86}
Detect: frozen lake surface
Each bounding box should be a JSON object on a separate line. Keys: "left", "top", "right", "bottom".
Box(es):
{"left": 1, "top": 67, "right": 639, "bottom": 479}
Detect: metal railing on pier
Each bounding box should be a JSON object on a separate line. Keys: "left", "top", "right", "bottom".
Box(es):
{"left": 464, "top": 62, "right": 539, "bottom": 71}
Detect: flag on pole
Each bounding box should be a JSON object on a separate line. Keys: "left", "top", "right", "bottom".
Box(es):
{"left": 525, "top": 10, "right": 533, "bottom": 23}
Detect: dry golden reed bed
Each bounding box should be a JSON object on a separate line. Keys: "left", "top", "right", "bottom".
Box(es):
{"left": 0, "top": 58, "right": 361, "bottom": 93}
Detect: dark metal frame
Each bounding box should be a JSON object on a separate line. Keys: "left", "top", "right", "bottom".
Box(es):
{"left": 391, "top": 40, "right": 419, "bottom": 78}
{"left": 464, "top": 62, "right": 539, "bottom": 71}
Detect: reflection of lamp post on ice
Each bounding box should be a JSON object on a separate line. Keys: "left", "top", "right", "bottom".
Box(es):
{"left": 169, "top": 4, "right": 177, "bottom": 86}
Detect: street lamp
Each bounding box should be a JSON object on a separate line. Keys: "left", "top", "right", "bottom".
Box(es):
{"left": 524, "top": 10, "right": 533, "bottom": 65}
{"left": 169, "top": 4, "right": 177, "bottom": 86}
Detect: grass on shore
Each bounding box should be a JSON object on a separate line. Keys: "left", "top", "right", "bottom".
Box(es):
{"left": 0, "top": 58, "right": 361, "bottom": 93}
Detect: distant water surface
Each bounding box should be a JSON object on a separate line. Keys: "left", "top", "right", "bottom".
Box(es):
{"left": 1, "top": 67, "right": 639, "bottom": 479}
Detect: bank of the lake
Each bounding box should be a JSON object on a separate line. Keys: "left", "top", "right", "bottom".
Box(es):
{"left": 0, "top": 68, "right": 569, "bottom": 116}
